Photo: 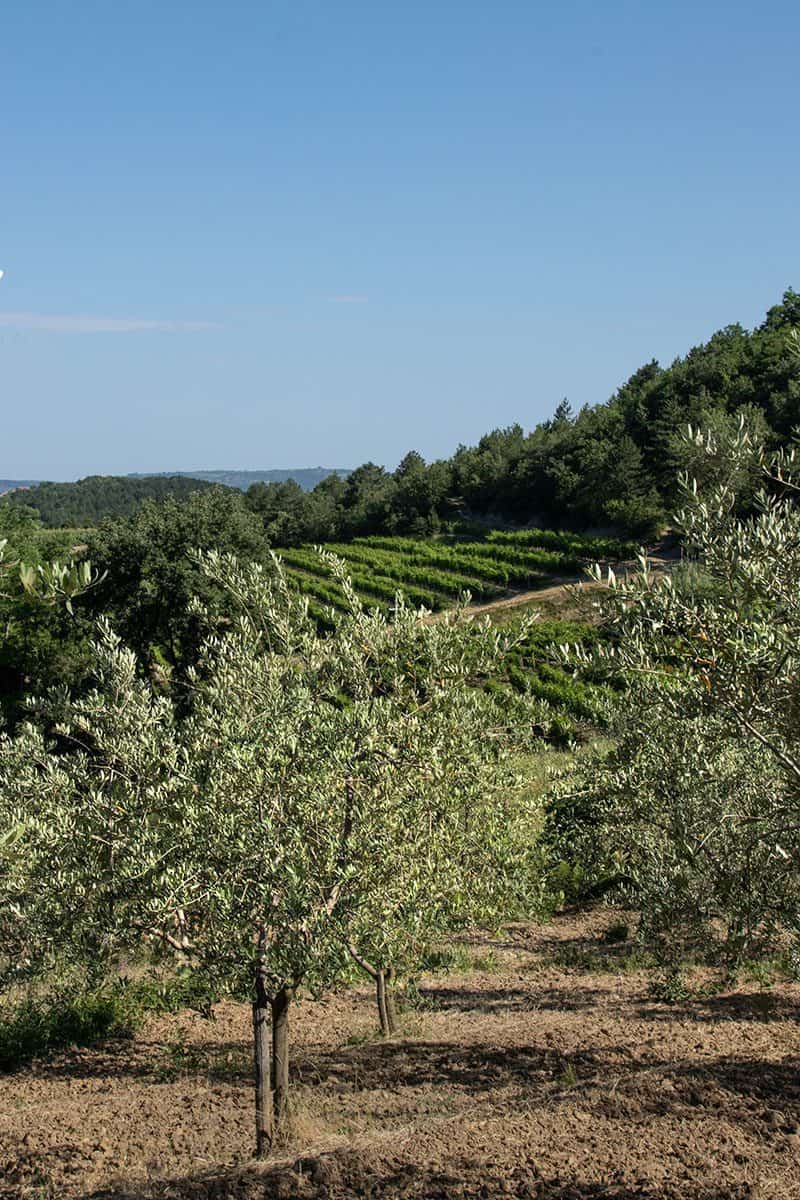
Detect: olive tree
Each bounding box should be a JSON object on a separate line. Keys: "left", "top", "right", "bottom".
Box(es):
{"left": 342, "top": 697, "right": 541, "bottom": 1034}
{"left": 0, "top": 624, "right": 191, "bottom": 987}
{"left": 1, "top": 550, "right": 538, "bottom": 1157}
{"left": 179, "top": 551, "right": 535, "bottom": 1146}
{"left": 562, "top": 416, "right": 800, "bottom": 963}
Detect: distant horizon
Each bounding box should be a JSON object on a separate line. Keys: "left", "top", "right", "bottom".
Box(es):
{"left": 2, "top": 465, "right": 353, "bottom": 478}
{"left": 125, "top": 466, "right": 353, "bottom": 477}
{"left": 1, "top": 465, "right": 354, "bottom": 489}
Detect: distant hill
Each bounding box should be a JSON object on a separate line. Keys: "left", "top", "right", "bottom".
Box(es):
{"left": 0, "top": 468, "right": 351, "bottom": 527}
{"left": 0, "top": 480, "right": 40, "bottom": 495}
{"left": 2, "top": 474, "right": 219, "bottom": 527}
{"left": 129, "top": 468, "right": 350, "bottom": 492}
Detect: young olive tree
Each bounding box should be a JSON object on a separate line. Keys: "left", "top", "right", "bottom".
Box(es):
{"left": 275, "top": 555, "right": 543, "bottom": 1034}
{"left": 0, "top": 624, "right": 192, "bottom": 994}
{"left": 178, "top": 550, "right": 536, "bottom": 1147}
{"left": 2, "top": 549, "right": 539, "bottom": 1157}
{"left": 342, "top": 692, "right": 542, "bottom": 1035}
{"left": 562, "top": 416, "right": 800, "bottom": 963}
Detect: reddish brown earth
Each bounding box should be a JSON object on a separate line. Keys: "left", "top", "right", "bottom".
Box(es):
{"left": 1, "top": 911, "right": 799, "bottom": 1199}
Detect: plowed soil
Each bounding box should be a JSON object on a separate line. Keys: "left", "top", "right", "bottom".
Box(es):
{"left": 2, "top": 911, "right": 799, "bottom": 1199}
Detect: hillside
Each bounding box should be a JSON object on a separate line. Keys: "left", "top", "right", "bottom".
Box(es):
{"left": 1, "top": 474, "right": 220, "bottom": 527}
{"left": 229, "top": 290, "right": 800, "bottom": 549}
{"left": 0, "top": 469, "right": 351, "bottom": 528}
{"left": 278, "top": 528, "right": 632, "bottom": 615}
{"left": 129, "top": 467, "right": 351, "bottom": 491}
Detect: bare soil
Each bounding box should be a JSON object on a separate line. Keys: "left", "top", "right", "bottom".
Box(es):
{"left": 464, "top": 577, "right": 591, "bottom": 621}
{"left": 2, "top": 911, "right": 798, "bottom": 1199}
{"left": 463, "top": 547, "right": 679, "bottom": 624}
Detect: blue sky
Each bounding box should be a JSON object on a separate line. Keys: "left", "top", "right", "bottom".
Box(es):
{"left": 2, "top": 1, "right": 799, "bottom": 479}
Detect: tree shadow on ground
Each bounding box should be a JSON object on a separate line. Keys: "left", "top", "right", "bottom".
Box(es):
{"left": 87, "top": 1149, "right": 764, "bottom": 1199}
{"left": 566, "top": 1054, "right": 800, "bottom": 1141}
{"left": 293, "top": 1038, "right": 602, "bottom": 1093}
{"left": 415, "top": 983, "right": 615, "bottom": 1014}
{"left": 641, "top": 1054, "right": 800, "bottom": 1117}
{"left": 17, "top": 1030, "right": 596, "bottom": 1089}
{"left": 13, "top": 1036, "right": 251, "bottom": 1085}
{"left": 634, "top": 990, "right": 800, "bottom": 1024}
{"left": 290, "top": 1039, "right": 800, "bottom": 1144}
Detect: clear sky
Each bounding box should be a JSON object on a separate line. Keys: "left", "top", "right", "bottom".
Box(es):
{"left": 2, "top": 1, "right": 799, "bottom": 479}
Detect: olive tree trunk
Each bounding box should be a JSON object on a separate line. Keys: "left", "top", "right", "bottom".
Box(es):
{"left": 271, "top": 986, "right": 292, "bottom": 1129}
{"left": 375, "top": 968, "right": 390, "bottom": 1036}
{"left": 253, "top": 960, "right": 273, "bottom": 1158}
{"left": 349, "top": 944, "right": 397, "bottom": 1036}
{"left": 384, "top": 965, "right": 399, "bottom": 1036}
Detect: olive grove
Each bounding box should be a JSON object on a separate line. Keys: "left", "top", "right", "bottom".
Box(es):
{"left": 0, "top": 551, "right": 538, "bottom": 1154}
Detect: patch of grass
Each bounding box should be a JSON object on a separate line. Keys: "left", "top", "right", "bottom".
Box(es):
{"left": 0, "top": 969, "right": 219, "bottom": 1071}
{"left": 556, "top": 1062, "right": 579, "bottom": 1089}
{"left": 733, "top": 951, "right": 800, "bottom": 989}
{"left": 738, "top": 959, "right": 779, "bottom": 990}
{"left": 784, "top": 945, "right": 800, "bottom": 983}
{"left": 397, "top": 981, "right": 444, "bottom": 1013}
{"left": 0, "top": 987, "right": 141, "bottom": 1071}
{"left": 468, "top": 950, "right": 499, "bottom": 973}
{"left": 649, "top": 970, "right": 691, "bottom": 1005}
{"left": 150, "top": 1038, "right": 249, "bottom": 1083}
{"left": 541, "top": 941, "right": 658, "bottom": 974}
{"left": 420, "top": 944, "right": 499, "bottom": 974}
{"left": 343, "top": 1028, "right": 383, "bottom": 1048}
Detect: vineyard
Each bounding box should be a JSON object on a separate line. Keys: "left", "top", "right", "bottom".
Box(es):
{"left": 278, "top": 527, "right": 632, "bottom": 740}
{"left": 278, "top": 527, "right": 635, "bottom": 618}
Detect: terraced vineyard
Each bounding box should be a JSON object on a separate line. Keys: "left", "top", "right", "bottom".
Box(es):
{"left": 278, "top": 527, "right": 632, "bottom": 741}
{"left": 278, "top": 527, "right": 635, "bottom": 619}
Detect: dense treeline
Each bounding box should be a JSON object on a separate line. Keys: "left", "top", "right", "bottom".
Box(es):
{"left": 0, "top": 489, "right": 609, "bottom": 742}
{"left": 244, "top": 290, "right": 800, "bottom": 544}
{"left": 3, "top": 474, "right": 217, "bottom": 527}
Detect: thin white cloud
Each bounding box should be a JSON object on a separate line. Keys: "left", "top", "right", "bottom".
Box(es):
{"left": 327, "top": 295, "right": 368, "bottom": 304}
{"left": 0, "top": 312, "right": 215, "bottom": 333}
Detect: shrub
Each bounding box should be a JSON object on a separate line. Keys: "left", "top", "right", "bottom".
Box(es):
{"left": 0, "top": 972, "right": 215, "bottom": 1071}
